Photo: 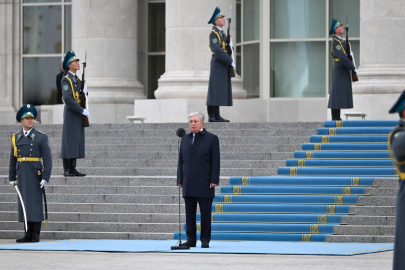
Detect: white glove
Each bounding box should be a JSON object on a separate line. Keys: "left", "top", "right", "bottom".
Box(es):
{"left": 229, "top": 41, "right": 233, "bottom": 48}
{"left": 350, "top": 51, "right": 354, "bottom": 57}
{"left": 354, "top": 69, "right": 359, "bottom": 74}
{"left": 82, "top": 109, "right": 90, "bottom": 116}
{"left": 231, "top": 61, "right": 236, "bottom": 68}
{"left": 39, "top": 180, "right": 46, "bottom": 189}
{"left": 10, "top": 181, "right": 16, "bottom": 185}
{"left": 83, "top": 85, "right": 88, "bottom": 94}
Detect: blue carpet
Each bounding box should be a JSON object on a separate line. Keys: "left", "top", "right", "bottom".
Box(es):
{"left": 324, "top": 120, "right": 397, "bottom": 127}
{"left": 317, "top": 128, "right": 392, "bottom": 135}
{"left": 0, "top": 240, "right": 392, "bottom": 255}
{"left": 285, "top": 159, "right": 393, "bottom": 167}
{"left": 294, "top": 151, "right": 391, "bottom": 159}
{"left": 310, "top": 135, "right": 389, "bottom": 143}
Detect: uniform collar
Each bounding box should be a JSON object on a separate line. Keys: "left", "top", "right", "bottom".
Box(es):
{"left": 334, "top": 35, "right": 342, "bottom": 40}
{"left": 22, "top": 127, "right": 34, "bottom": 137}
{"left": 212, "top": 26, "right": 223, "bottom": 34}
{"left": 68, "top": 70, "right": 76, "bottom": 77}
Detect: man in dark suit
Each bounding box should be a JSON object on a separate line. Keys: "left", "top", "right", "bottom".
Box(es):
{"left": 177, "top": 112, "right": 220, "bottom": 248}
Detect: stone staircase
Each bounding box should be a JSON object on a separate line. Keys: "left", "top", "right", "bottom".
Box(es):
{"left": 0, "top": 122, "right": 320, "bottom": 240}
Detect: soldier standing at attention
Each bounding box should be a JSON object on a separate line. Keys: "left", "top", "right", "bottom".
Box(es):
{"left": 388, "top": 91, "right": 405, "bottom": 270}
{"left": 206, "top": 7, "right": 235, "bottom": 122}
{"left": 60, "top": 51, "right": 89, "bottom": 177}
{"left": 327, "top": 18, "right": 358, "bottom": 121}
{"left": 9, "top": 104, "right": 52, "bottom": 242}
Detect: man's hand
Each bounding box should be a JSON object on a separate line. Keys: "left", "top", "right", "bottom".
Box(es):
{"left": 354, "top": 69, "right": 359, "bottom": 74}
{"left": 178, "top": 184, "right": 183, "bottom": 188}
{"left": 10, "top": 181, "right": 16, "bottom": 186}
{"left": 39, "top": 180, "right": 47, "bottom": 189}
{"left": 210, "top": 183, "right": 217, "bottom": 188}
{"left": 229, "top": 41, "right": 233, "bottom": 48}
{"left": 231, "top": 61, "right": 236, "bottom": 69}
{"left": 83, "top": 85, "right": 88, "bottom": 94}
{"left": 82, "top": 109, "right": 90, "bottom": 117}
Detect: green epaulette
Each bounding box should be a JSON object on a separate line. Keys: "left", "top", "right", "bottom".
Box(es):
{"left": 37, "top": 130, "right": 46, "bottom": 135}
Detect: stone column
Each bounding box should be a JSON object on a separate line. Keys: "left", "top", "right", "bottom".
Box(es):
{"left": 0, "top": 1, "right": 21, "bottom": 124}
{"left": 154, "top": 0, "right": 246, "bottom": 100}
{"left": 351, "top": 0, "right": 405, "bottom": 119}
{"left": 72, "top": 0, "right": 145, "bottom": 123}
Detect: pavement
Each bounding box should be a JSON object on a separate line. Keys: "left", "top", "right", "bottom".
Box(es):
{"left": 0, "top": 239, "right": 393, "bottom": 270}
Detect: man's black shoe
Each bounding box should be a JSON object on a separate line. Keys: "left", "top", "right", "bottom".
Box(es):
{"left": 179, "top": 240, "right": 196, "bottom": 247}
{"left": 29, "top": 233, "right": 40, "bottom": 242}
{"left": 72, "top": 168, "right": 86, "bottom": 177}
{"left": 208, "top": 115, "right": 222, "bottom": 122}
{"left": 215, "top": 115, "right": 230, "bottom": 122}
{"left": 16, "top": 233, "right": 32, "bottom": 243}
{"left": 201, "top": 242, "right": 209, "bottom": 248}
{"left": 64, "top": 169, "right": 76, "bottom": 177}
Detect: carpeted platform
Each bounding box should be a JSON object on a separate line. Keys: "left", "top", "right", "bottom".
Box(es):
{"left": 0, "top": 239, "right": 393, "bottom": 256}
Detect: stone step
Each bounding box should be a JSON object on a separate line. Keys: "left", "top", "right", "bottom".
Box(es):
{"left": 373, "top": 178, "right": 400, "bottom": 188}
{"left": 0, "top": 144, "right": 302, "bottom": 153}
{"left": 0, "top": 185, "right": 199, "bottom": 195}
{"left": 0, "top": 230, "right": 173, "bottom": 240}
{"left": 0, "top": 122, "right": 323, "bottom": 131}
{"left": 325, "top": 235, "right": 394, "bottom": 243}
{"left": 357, "top": 196, "right": 396, "bottom": 206}
{"left": 0, "top": 159, "right": 286, "bottom": 169}
{"left": 0, "top": 221, "right": 179, "bottom": 233}
{"left": 0, "top": 176, "right": 231, "bottom": 186}
{"left": 350, "top": 206, "right": 395, "bottom": 216}
{"left": 1, "top": 129, "right": 319, "bottom": 138}
{"left": 0, "top": 167, "right": 279, "bottom": 176}
{"left": 341, "top": 215, "right": 395, "bottom": 226}
{"left": 333, "top": 225, "right": 395, "bottom": 235}
{"left": 0, "top": 136, "right": 310, "bottom": 146}
{"left": 365, "top": 188, "right": 398, "bottom": 196}
{"left": 0, "top": 151, "right": 295, "bottom": 161}
{"left": 0, "top": 211, "right": 185, "bottom": 223}
{"left": 0, "top": 202, "right": 186, "bottom": 213}
{"left": 0, "top": 194, "right": 183, "bottom": 204}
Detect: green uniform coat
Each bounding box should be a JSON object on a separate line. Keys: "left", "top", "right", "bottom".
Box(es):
{"left": 389, "top": 120, "right": 405, "bottom": 270}
{"left": 9, "top": 128, "right": 52, "bottom": 222}
{"left": 206, "top": 27, "right": 233, "bottom": 107}
{"left": 328, "top": 35, "right": 356, "bottom": 109}
{"left": 60, "top": 72, "right": 85, "bottom": 159}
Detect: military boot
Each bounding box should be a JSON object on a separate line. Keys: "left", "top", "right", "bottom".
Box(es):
{"left": 29, "top": 222, "right": 41, "bottom": 242}
{"left": 63, "top": 159, "right": 76, "bottom": 177}
{"left": 71, "top": 159, "right": 86, "bottom": 177}
{"left": 207, "top": 106, "right": 220, "bottom": 122}
{"left": 16, "top": 221, "right": 33, "bottom": 243}
{"left": 215, "top": 107, "right": 230, "bottom": 122}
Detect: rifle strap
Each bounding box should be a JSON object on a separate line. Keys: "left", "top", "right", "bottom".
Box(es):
{"left": 64, "top": 76, "right": 81, "bottom": 103}
{"left": 11, "top": 134, "right": 17, "bottom": 157}
{"left": 209, "top": 30, "right": 227, "bottom": 54}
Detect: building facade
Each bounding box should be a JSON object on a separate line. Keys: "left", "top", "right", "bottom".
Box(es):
{"left": 0, "top": 0, "right": 404, "bottom": 124}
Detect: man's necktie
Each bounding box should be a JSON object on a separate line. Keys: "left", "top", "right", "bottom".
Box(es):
{"left": 25, "top": 132, "right": 27, "bottom": 136}
{"left": 192, "top": 134, "right": 195, "bottom": 145}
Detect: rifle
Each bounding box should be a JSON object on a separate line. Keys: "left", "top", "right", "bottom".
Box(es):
{"left": 345, "top": 16, "right": 358, "bottom": 82}
{"left": 80, "top": 50, "right": 90, "bottom": 127}
{"left": 226, "top": 5, "right": 235, "bottom": 78}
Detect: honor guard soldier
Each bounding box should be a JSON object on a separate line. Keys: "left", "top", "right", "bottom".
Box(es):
{"left": 389, "top": 91, "right": 405, "bottom": 270}
{"left": 9, "top": 104, "right": 52, "bottom": 242}
{"left": 206, "top": 7, "right": 235, "bottom": 122}
{"left": 60, "top": 51, "right": 89, "bottom": 177}
{"left": 327, "top": 18, "right": 358, "bottom": 120}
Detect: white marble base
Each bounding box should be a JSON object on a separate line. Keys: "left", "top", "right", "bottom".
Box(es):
{"left": 268, "top": 98, "right": 328, "bottom": 122}
{"left": 134, "top": 98, "right": 329, "bottom": 123}
{"left": 326, "top": 94, "right": 399, "bottom": 121}
{"left": 0, "top": 107, "right": 18, "bottom": 125}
